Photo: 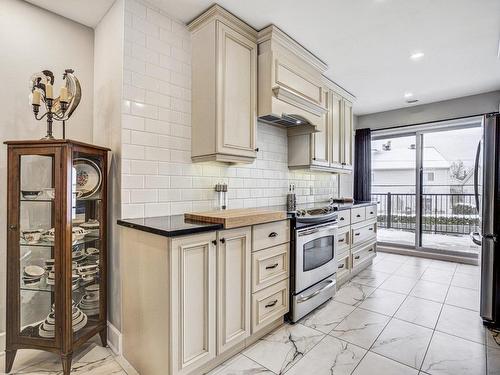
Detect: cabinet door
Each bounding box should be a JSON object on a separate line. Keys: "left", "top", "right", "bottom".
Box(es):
{"left": 170, "top": 232, "right": 217, "bottom": 375}
{"left": 330, "top": 91, "right": 343, "bottom": 169}
{"left": 217, "top": 227, "right": 251, "bottom": 354}
{"left": 217, "top": 21, "right": 257, "bottom": 158}
{"left": 311, "top": 89, "right": 330, "bottom": 167}
{"left": 342, "top": 99, "right": 353, "bottom": 170}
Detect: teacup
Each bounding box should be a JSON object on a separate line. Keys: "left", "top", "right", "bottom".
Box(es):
{"left": 21, "top": 229, "right": 42, "bottom": 244}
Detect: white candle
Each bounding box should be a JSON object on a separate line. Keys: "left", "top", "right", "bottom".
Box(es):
{"left": 59, "top": 86, "right": 68, "bottom": 102}
{"left": 32, "top": 90, "right": 41, "bottom": 105}
{"left": 45, "top": 82, "right": 53, "bottom": 99}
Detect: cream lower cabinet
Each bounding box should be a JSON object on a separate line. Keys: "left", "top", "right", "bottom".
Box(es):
{"left": 335, "top": 204, "right": 378, "bottom": 287}
{"left": 216, "top": 227, "right": 251, "bottom": 354}
{"left": 170, "top": 232, "right": 218, "bottom": 375}
{"left": 121, "top": 222, "right": 289, "bottom": 375}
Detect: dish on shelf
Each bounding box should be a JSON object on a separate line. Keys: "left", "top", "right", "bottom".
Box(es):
{"left": 24, "top": 265, "right": 45, "bottom": 278}
{"left": 85, "top": 284, "right": 99, "bottom": 293}
{"left": 38, "top": 308, "right": 88, "bottom": 338}
{"left": 77, "top": 264, "right": 98, "bottom": 274}
{"left": 85, "top": 247, "right": 99, "bottom": 256}
{"left": 21, "top": 190, "right": 43, "bottom": 200}
{"left": 73, "top": 158, "right": 102, "bottom": 198}
{"left": 80, "top": 220, "right": 99, "bottom": 230}
{"left": 20, "top": 229, "right": 43, "bottom": 244}
{"left": 41, "top": 227, "right": 90, "bottom": 244}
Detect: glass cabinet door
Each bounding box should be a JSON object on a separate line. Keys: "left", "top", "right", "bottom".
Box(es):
{"left": 18, "top": 152, "right": 59, "bottom": 343}
{"left": 70, "top": 150, "right": 105, "bottom": 339}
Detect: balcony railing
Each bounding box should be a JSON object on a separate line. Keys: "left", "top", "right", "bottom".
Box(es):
{"left": 371, "top": 192, "right": 480, "bottom": 235}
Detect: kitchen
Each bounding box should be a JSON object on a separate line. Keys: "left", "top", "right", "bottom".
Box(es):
{"left": 1, "top": 0, "right": 500, "bottom": 374}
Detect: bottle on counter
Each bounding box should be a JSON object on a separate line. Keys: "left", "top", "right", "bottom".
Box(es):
{"left": 287, "top": 184, "right": 296, "bottom": 212}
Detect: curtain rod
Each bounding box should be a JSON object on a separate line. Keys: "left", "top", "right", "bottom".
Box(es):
{"left": 369, "top": 112, "right": 498, "bottom": 133}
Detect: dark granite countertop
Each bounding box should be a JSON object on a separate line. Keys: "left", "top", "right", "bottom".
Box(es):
{"left": 117, "top": 215, "right": 223, "bottom": 237}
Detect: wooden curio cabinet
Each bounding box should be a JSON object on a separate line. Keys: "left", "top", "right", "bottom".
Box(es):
{"left": 4, "top": 139, "right": 109, "bottom": 374}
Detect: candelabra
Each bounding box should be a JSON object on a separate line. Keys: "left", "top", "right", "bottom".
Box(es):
{"left": 32, "top": 97, "right": 69, "bottom": 140}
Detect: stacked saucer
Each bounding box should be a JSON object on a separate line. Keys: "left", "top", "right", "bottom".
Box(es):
{"left": 78, "top": 284, "right": 100, "bottom": 317}
{"left": 38, "top": 304, "right": 88, "bottom": 338}
{"left": 22, "top": 265, "right": 45, "bottom": 287}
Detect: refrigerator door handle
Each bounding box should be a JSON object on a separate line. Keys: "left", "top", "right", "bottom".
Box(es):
{"left": 483, "top": 233, "right": 498, "bottom": 242}
{"left": 473, "top": 141, "right": 481, "bottom": 215}
{"left": 470, "top": 231, "right": 482, "bottom": 246}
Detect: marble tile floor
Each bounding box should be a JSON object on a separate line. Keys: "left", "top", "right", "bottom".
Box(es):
{"left": 3, "top": 251, "right": 499, "bottom": 375}
{"left": 211, "top": 251, "right": 500, "bottom": 375}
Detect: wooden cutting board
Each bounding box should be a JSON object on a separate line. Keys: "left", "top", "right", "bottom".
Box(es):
{"left": 185, "top": 208, "right": 287, "bottom": 229}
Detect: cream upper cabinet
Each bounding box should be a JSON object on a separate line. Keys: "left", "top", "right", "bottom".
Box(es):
{"left": 311, "top": 89, "right": 330, "bottom": 168}
{"left": 330, "top": 91, "right": 343, "bottom": 169}
{"left": 216, "top": 227, "right": 251, "bottom": 354}
{"left": 342, "top": 98, "right": 354, "bottom": 171}
{"left": 170, "top": 232, "right": 217, "bottom": 375}
{"left": 189, "top": 5, "right": 257, "bottom": 163}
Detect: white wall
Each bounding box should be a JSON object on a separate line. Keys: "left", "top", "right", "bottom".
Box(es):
{"left": 357, "top": 91, "right": 500, "bottom": 130}
{"left": 0, "top": 0, "right": 94, "bottom": 339}
{"left": 93, "top": 0, "right": 125, "bottom": 334}
{"left": 120, "top": 0, "right": 338, "bottom": 219}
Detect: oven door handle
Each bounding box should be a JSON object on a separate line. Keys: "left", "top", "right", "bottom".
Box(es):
{"left": 297, "top": 224, "right": 337, "bottom": 237}
{"left": 297, "top": 279, "right": 335, "bottom": 303}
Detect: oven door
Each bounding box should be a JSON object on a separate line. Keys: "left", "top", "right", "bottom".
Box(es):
{"left": 295, "top": 222, "right": 337, "bottom": 293}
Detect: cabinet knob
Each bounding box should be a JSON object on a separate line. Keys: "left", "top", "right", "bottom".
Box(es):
{"left": 370, "top": 211, "right": 374, "bottom": 215}
{"left": 265, "top": 299, "right": 278, "bottom": 308}
{"left": 268, "top": 232, "right": 278, "bottom": 238}
{"left": 368, "top": 248, "right": 374, "bottom": 252}
{"left": 255, "top": 148, "right": 259, "bottom": 152}
{"left": 9, "top": 224, "right": 17, "bottom": 231}
{"left": 312, "top": 157, "right": 316, "bottom": 161}
{"left": 341, "top": 162, "right": 346, "bottom": 166}
{"left": 338, "top": 264, "right": 345, "bottom": 269}
{"left": 354, "top": 255, "right": 360, "bottom": 259}
{"left": 356, "top": 214, "right": 361, "bottom": 217}
{"left": 211, "top": 240, "right": 217, "bottom": 246}
{"left": 368, "top": 228, "right": 373, "bottom": 231}
{"left": 354, "top": 232, "right": 360, "bottom": 236}
{"left": 339, "top": 238, "right": 345, "bottom": 243}
{"left": 220, "top": 238, "right": 225, "bottom": 244}
{"left": 340, "top": 217, "right": 345, "bottom": 221}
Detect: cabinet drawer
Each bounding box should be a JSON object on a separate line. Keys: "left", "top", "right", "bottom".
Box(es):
{"left": 252, "top": 220, "right": 289, "bottom": 251}
{"left": 337, "top": 210, "right": 351, "bottom": 227}
{"left": 351, "top": 221, "right": 376, "bottom": 247}
{"left": 336, "top": 255, "right": 350, "bottom": 279}
{"left": 336, "top": 227, "right": 350, "bottom": 258}
{"left": 252, "top": 279, "right": 289, "bottom": 333}
{"left": 365, "top": 205, "right": 377, "bottom": 220}
{"left": 252, "top": 244, "right": 289, "bottom": 292}
{"left": 351, "top": 207, "right": 366, "bottom": 224}
{"left": 352, "top": 242, "right": 376, "bottom": 269}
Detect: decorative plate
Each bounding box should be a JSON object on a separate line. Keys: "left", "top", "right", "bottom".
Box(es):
{"left": 73, "top": 158, "right": 102, "bottom": 198}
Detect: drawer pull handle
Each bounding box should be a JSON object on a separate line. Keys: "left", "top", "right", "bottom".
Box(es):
{"left": 356, "top": 214, "right": 361, "bottom": 218}
{"left": 354, "top": 232, "right": 360, "bottom": 236}
{"left": 368, "top": 228, "right": 374, "bottom": 231}
{"left": 340, "top": 217, "right": 345, "bottom": 221}
{"left": 269, "top": 232, "right": 278, "bottom": 238}
{"left": 368, "top": 248, "right": 374, "bottom": 252}
{"left": 338, "top": 264, "right": 345, "bottom": 269}
{"left": 265, "top": 300, "right": 278, "bottom": 308}
{"left": 354, "top": 255, "right": 360, "bottom": 260}
{"left": 265, "top": 263, "right": 279, "bottom": 270}
{"left": 339, "top": 238, "right": 345, "bottom": 243}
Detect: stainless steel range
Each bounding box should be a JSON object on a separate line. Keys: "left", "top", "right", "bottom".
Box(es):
{"left": 289, "top": 203, "right": 338, "bottom": 322}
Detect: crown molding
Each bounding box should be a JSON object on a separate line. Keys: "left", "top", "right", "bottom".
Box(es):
{"left": 257, "top": 25, "right": 328, "bottom": 73}
{"left": 187, "top": 4, "right": 257, "bottom": 41}
{"left": 322, "top": 75, "right": 356, "bottom": 102}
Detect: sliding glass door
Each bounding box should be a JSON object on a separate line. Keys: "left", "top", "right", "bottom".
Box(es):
{"left": 371, "top": 117, "right": 482, "bottom": 260}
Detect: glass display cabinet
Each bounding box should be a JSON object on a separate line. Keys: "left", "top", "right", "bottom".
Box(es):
{"left": 4, "top": 139, "right": 109, "bottom": 375}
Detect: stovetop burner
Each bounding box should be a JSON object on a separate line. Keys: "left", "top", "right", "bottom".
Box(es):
{"left": 292, "top": 203, "right": 338, "bottom": 224}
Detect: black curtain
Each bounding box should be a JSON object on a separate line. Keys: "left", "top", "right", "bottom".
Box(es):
{"left": 353, "top": 128, "right": 372, "bottom": 202}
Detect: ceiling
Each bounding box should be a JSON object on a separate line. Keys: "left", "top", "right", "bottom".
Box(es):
{"left": 25, "top": 0, "right": 115, "bottom": 28}
{"left": 26, "top": 0, "right": 500, "bottom": 115}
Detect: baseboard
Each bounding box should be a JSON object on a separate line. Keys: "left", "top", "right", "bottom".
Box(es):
{"left": 115, "top": 354, "right": 140, "bottom": 375}
{"left": 377, "top": 244, "right": 478, "bottom": 265}
{"left": 107, "top": 321, "right": 122, "bottom": 356}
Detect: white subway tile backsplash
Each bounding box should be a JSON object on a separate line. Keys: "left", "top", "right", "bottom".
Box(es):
{"left": 121, "top": 0, "right": 339, "bottom": 219}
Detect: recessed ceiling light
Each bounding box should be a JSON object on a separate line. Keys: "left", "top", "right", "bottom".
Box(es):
{"left": 404, "top": 92, "right": 414, "bottom": 99}
{"left": 410, "top": 51, "right": 425, "bottom": 61}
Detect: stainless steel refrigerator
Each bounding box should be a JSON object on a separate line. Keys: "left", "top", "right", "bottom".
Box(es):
{"left": 474, "top": 112, "right": 500, "bottom": 327}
